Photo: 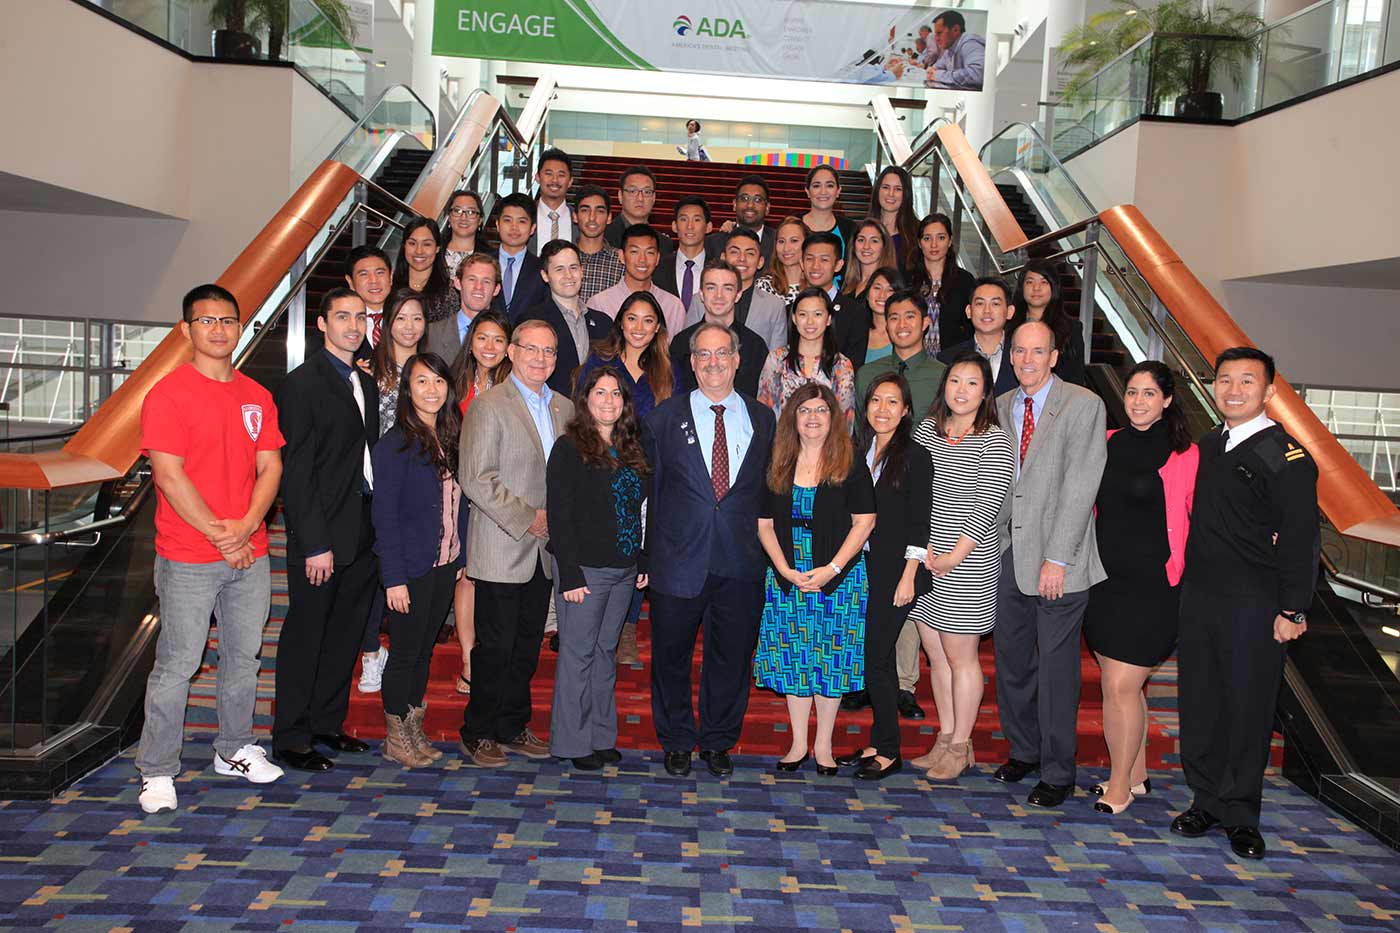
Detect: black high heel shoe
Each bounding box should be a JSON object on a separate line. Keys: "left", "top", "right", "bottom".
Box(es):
{"left": 776, "top": 752, "right": 809, "bottom": 772}
{"left": 814, "top": 761, "right": 839, "bottom": 777}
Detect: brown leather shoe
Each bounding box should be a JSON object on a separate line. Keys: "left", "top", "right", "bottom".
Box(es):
{"left": 458, "top": 737, "right": 508, "bottom": 768}
{"left": 503, "top": 729, "right": 551, "bottom": 760}
{"left": 910, "top": 733, "right": 952, "bottom": 770}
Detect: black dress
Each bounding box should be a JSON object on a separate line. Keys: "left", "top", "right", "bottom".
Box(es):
{"left": 1084, "top": 420, "right": 1178, "bottom": 666}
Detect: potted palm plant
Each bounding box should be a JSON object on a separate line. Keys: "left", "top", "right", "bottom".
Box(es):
{"left": 207, "top": 0, "right": 358, "bottom": 61}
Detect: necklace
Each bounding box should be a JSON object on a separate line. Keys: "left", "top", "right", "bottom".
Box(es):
{"left": 944, "top": 422, "right": 974, "bottom": 445}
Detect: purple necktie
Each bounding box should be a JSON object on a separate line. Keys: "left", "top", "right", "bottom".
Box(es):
{"left": 681, "top": 259, "right": 695, "bottom": 309}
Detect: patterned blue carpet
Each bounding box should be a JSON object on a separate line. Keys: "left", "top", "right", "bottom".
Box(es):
{"left": 2, "top": 748, "right": 1398, "bottom": 930}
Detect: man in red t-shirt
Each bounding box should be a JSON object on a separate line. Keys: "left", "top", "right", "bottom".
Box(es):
{"left": 135, "top": 284, "right": 286, "bottom": 815}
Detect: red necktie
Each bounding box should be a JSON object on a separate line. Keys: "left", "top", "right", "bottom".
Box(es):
{"left": 711, "top": 404, "right": 730, "bottom": 499}
{"left": 369, "top": 312, "right": 383, "bottom": 347}
{"left": 1020, "top": 396, "right": 1035, "bottom": 465}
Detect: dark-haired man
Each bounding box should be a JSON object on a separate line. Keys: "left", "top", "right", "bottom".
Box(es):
{"left": 273, "top": 287, "right": 381, "bottom": 772}
{"left": 587, "top": 224, "right": 686, "bottom": 335}
{"left": 492, "top": 193, "right": 545, "bottom": 321}
{"left": 519, "top": 240, "right": 611, "bottom": 396}
{"left": 575, "top": 185, "right": 625, "bottom": 309}
{"left": 707, "top": 175, "right": 776, "bottom": 264}
{"left": 136, "top": 285, "right": 285, "bottom": 814}
{"left": 926, "top": 11, "right": 986, "bottom": 90}
{"left": 802, "top": 231, "right": 846, "bottom": 304}
{"left": 529, "top": 148, "right": 576, "bottom": 253}
{"left": 683, "top": 228, "right": 789, "bottom": 351}
{"left": 937, "top": 277, "right": 1018, "bottom": 396}
{"left": 344, "top": 245, "right": 391, "bottom": 348}
{"left": 1171, "top": 347, "right": 1318, "bottom": 861}
{"left": 671, "top": 260, "right": 768, "bottom": 398}
{"left": 427, "top": 252, "right": 500, "bottom": 363}
{"left": 605, "top": 166, "right": 674, "bottom": 252}
{"left": 655, "top": 196, "right": 716, "bottom": 309}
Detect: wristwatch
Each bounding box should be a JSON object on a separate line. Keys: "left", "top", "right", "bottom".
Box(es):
{"left": 1280, "top": 609, "right": 1307, "bottom": 624}
{"left": 829, "top": 562, "right": 843, "bottom": 575}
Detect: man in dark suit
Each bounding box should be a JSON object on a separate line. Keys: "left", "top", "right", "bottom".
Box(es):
{"left": 604, "top": 165, "right": 674, "bottom": 252}
{"left": 654, "top": 196, "right": 719, "bottom": 309}
{"left": 517, "top": 240, "right": 611, "bottom": 396}
{"left": 670, "top": 260, "right": 767, "bottom": 398}
{"left": 491, "top": 193, "right": 547, "bottom": 321}
{"left": 644, "top": 321, "right": 776, "bottom": 778}
{"left": 706, "top": 174, "right": 777, "bottom": 265}
{"left": 681, "top": 229, "right": 788, "bottom": 351}
{"left": 273, "top": 287, "right": 380, "bottom": 772}
{"left": 937, "top": 277, "right": 1019, "bottom": 397}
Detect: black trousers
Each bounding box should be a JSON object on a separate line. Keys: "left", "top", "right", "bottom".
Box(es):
{"left": 382, "top": 564, "right": 457, "bottom": 717}
{"left": 864, "top": 571, "right": 912, "bottom": 760}
{"left": 648, "top": 573, "right": 764, "bottom": 754}
{"left": 459, "top": 557, "right": 551, "bottom": 744}
{"left": 1178, "top": 582, "right": 1287, "bottom": 828}
{"left": 274, "top": 508, "right": 379, "bottom": 751}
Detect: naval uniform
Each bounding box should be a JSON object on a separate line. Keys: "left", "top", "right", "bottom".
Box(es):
{"left": 1177, "top": 415, "right": 1319, "bottom": 829}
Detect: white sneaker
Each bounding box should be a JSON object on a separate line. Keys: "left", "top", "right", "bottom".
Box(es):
{"left": 358, "top": 646, "right": 387, "bottom": 693}
{"left": 139, "top": 776, "right": 177, "bottom": 814}
{"left": 214, "top": 744, "right": 284, "bottom": 784}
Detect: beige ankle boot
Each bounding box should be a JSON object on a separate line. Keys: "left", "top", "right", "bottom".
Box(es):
{"left": 926, "top": 741, "right": 974, "bottom": 781}
{"left": 383, "top": 712, "right": 432, "bottom": 768}
{"left": 617, "top": 624, "right": 641, "bottom": 666}
{"left": 910, "top": 733, "right": 952, "bottom": 770}
{"left": 406, "top": 704, "right": 444, "bottom": 761}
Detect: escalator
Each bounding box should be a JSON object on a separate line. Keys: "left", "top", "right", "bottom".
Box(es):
{"left": 878, "top": 113, "right": 1400, "bottom": 847}
{"left": 0, "top": 78, "right": 556, "bottom": 797}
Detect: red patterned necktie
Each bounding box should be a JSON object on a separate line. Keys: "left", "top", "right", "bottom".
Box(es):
{"left": 711, "top": 404, "right": 730, "bottom": 499}
{"left": 369, "top": 312, "right": 382, "bottom": 347}
{"left": 1020, "top": 396, "right": 1035, "bottom": 465}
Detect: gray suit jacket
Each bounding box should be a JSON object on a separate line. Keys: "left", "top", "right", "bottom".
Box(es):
{"left": 459, "top": 380, "right": 574, "bottom": 583}
{"left": 426, "top": 313, "right": 466, "bottom": 366}
{"left": 683, "top": 286, "right": 789, "bottom": 351}
{"left": 996, "top": 377, "right": 1108, "bottom": 595}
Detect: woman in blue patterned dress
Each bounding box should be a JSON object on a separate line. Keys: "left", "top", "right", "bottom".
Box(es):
{"left": 755, "top": 383, "right": 877, "bottom": 775}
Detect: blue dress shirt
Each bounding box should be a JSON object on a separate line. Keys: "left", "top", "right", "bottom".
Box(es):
{"left": 456, "top": 308, "right": 473, "bottom": 346}
{"left": 510, "top": 374, "right": 556, "bottom": 459}
{"left": 690, "top": 388, "right": 753, "bottom": 476}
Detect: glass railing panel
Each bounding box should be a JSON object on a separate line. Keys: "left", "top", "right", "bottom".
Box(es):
{"left": 1258, "top": 1, "right": 1340, "bottom": 108}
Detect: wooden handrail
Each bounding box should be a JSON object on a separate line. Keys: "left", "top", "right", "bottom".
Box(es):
{"left": 935, "top": 124, "right": 1029, "bottom": 254}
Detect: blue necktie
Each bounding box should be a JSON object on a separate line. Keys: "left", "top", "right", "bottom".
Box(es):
{"left": 504, "top": 255, "right": 517, "bottom": 307}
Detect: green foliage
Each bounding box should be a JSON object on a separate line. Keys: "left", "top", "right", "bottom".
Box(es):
{"left": 205, "top": 0, "right": 358, "bottom": 59}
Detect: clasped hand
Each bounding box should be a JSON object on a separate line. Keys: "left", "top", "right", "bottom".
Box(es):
{"left": 785, "top": 565, "right": 834, "bottom": 593}
{"left": 208, "top": 518, "right": 255, "bottom": 570}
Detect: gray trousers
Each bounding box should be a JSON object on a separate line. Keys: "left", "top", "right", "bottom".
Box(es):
{"left": 992, "top": 546, "right": 1089, "bottom": 786}
{"left": 548, "top": 565, "right": 636, "bottom": 758}
{"left": 136, "top": 556, "right": 271, "bottom": 778}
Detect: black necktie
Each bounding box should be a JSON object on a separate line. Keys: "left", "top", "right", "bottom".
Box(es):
{"left": 897, "top": 359, "right": 908, "bottom": 376}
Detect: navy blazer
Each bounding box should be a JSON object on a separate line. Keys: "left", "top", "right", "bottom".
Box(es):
{"left": 492, "top": 251, "right": 549, "bottom": 323}
{"left": 516, "top": 298, "right": 613, "bottom": 397}
{"left": 938, "top": 337, "right": 1020, "bottom": 397}
{"left": 370, "top": 426, "right": 469, "bottom": 588}
{"left": 643, "top": 391, "right": 776, "bottom": 599}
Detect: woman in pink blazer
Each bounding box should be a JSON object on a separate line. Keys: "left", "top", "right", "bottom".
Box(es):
{"left": 1084, "top": 361, "right": 1198, "bottom": 815}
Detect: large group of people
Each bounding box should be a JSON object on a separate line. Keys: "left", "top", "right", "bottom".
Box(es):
{"left": 135, "top": 147, "right": 1320, "bottom": 862}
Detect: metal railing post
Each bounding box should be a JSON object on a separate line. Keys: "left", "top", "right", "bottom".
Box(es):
{"left": 97, "top": 320, "right": 114, "bottom": 416}
{"left": 352, "top": 183, "right": 368, "bottom": 247}
{"left": 286, "top": 256, "right": 307, "bottom": 372}
{"left": 1080, "top": 222, "right": 1101, "bottom": 355}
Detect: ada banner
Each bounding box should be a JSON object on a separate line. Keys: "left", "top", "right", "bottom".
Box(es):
{"left": 432, "top": 1, "right": 989, "bottom": 91}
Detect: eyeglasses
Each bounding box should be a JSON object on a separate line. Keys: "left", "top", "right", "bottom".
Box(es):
{"left": 735, "top": 193, "right": 768, "bottom": 204}
{"left": 449, "top": 207, "right": 482, "bottom": 218}
{"left": 692, "top": 348, "right": 735, "bottom": 362}
{"left": 513, "top": 342, "right": 557, "bottom": 359}
{"left": 622, "top": 187, "right": 656, "bottom": 198}
{"left": 797, "top": 405, "right": 831, "bottom": 417}
{"left": 191, "top": 316, "right": 241, "bottom": 328}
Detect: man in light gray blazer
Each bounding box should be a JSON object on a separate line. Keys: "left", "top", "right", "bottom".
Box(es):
{"left": 427, "top": 253, "right": 500, "bottom": 365}
{"left": 457, "top": 319, "right": 573, "bottom": 768}
{"left": 993, "top": 319, "right": 1107, "bottom": 807}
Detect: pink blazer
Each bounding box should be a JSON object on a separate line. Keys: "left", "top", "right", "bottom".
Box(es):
{"left": 1106, "top": 429, "right": 1198, "bottom": 586}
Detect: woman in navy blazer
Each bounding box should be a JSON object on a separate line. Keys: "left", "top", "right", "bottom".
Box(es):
{"left": 371, "top": 352, "right": 470, "bottom": 769}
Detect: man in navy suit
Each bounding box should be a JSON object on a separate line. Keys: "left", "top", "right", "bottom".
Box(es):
{"left": 643, "top": 322, "right": 776, "bottom": 778}
{"left": 937, "top": 277, "right": 1019, "bottom": 397}
{"left": 492, "top": 193, "right": 548, "bottom": 321}
{"left": 517, "top": 239, "right": 611, "bottom": 396}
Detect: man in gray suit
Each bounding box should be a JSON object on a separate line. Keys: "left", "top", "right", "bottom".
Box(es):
{"left": 427, "top": 253, "right": 499, "bottom": 364}
{"left": 993, "top": 319, "right": 1107, "bottom": 807}
{"left": 682, "top": 229, "right": 788, "bottom": 351}
{"left": 457, "top": 319, "right": 574, "bottom": 768}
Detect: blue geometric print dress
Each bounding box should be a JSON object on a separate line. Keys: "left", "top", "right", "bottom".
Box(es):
{"left": 754, "top": 486, "right": 868, "bottom": 697}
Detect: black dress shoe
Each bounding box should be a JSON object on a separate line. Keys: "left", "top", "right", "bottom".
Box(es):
{"left": 548, "top": 633, "right": 559, "bottom": 652}
{"left": 1226, "top": 825, "right": 1266, "bottom": 860}
{"left": 856, "top": 757, "right": 903, "bottom": 781}
{"left": 663, "top": 751, "right": 692, "bottom": 776}
{"left": 593, "top": 748, "right": 622, "bottom": 764}
{"left": 992, "top": 758, "right": 1040, "bottom": 784}
{"left": 840, "top": 690, "right": 871, "bottom": 711}
{"left": 896, "top": 690, "right": 926, "bottom": 720}
{"left": 775, "top": 752, "right": 809, "bottom": 772}
{"left": 1170, "top": 807, "right": 1222, "bottom": 838}
{"left": 835, "top": 749, "right": 873, "bottom": 767}
{"left": 699, "top": 749, "right": 734, "bottom": 777}
{"left": 569, "top": 753, "right": 603, "bottom": 771}
{"left": 274, "top": 747, "right": 334, "bottom": 772}
{"left": 1026, "top": 781, "right": 1073, "bottom": 807}
{"left": 814, "top": 762, "right": 840, "bottom": 776}
{"left": 313, "top": 733, "right": 370, "bottom": 754}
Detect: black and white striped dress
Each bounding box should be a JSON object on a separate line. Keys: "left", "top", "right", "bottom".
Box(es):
{"left": 909, "top": 420, "right": 1016, "bottom": 635}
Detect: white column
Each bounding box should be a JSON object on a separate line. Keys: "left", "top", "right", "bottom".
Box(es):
{"left": 1040, "top": 0, "right": 1088, "bottom": 103}
{"left": 962, "top": 37, "right": 1000, "bottom": 151}
{"left": 410, "top": 0, "right": 440, "bottom": 121}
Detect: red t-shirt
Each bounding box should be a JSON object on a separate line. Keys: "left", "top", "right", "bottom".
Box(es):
{"left": 141, "top": 363, "right": 285, "bottom": 563}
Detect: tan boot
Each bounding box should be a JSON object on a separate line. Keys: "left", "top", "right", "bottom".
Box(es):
{"left": 910, "top": 733, "right": 952, "bottom": 770}
{"left": 383, "top": 712, "right": 432, "bottom": 768}
{"left": 926, "top": 741, "right": 974, "bottom": 781}
{"left": 406, "top": 704, "right": 444, "bottom": 762}
{"left": 617, "top": 623, "right": 641, "bottom": 666}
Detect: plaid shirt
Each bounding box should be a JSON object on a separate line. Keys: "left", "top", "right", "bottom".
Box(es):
{"left": 579, "top": 246, "right": 624, "bottom": 310}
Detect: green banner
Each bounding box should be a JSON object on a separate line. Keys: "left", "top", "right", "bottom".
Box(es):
{"left": 432, "top": 1, "right": 655, "bottom": 71}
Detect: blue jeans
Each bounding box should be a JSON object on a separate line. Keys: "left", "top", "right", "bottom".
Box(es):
{"left": 135, "top": 556, "right": 271, "bottom": 778}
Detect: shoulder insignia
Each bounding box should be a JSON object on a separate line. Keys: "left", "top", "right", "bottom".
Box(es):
{"left": 1284, "top": 442, "right": 1308, "bottom": 463}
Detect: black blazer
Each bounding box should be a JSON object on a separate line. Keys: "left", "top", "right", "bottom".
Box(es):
{"left": 653, "top": 246, "right": 720, "bottom": 299}
{"left": 707, "top": 224, "right": 777, "bottom": 265}
{"left": 931, "top": 266, "right": 977, "bottom": 350}
{"left": 1053, "top": 325, "right": 1088, "bottom": 386}
{"left": 762, "top": 460, "right": 877, "bottom": 596}
{"left": 938, "top": 337, "right": 1020, "bottom": 397}
{"left": 492, "top": 251, "right": 548, "bottom": 323}
{"left": 834, "top": 293, "right": 873, "bottom": 368}
{"left": 277, "top": 348, "right": 379, "bottom": 563}
{"left": 516, "top": 298, "right": 612, "bottom": 397}
{"left": 866, "top": 441, "right": 933, "bottom": 601}
{"left": 670, "top": 321, "right": 767, "bottom": 398}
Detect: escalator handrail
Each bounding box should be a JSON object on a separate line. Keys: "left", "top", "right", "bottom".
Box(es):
{"left": 327, "top": 83, "right": 438, "bottom": 162}
{"left": 891, "top": 121, "right": 1400, "bottom": 547}
{"left": 979, "top": 121, "right": 1099, "bottom": 224}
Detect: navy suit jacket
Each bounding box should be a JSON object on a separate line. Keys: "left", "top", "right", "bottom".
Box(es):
{"left": 492, "top": 251, "right": 549, "bottom": 323}
{"left": 938, "top": 337, "right": 1020, "bottom": 397}
{"left": 643, "top": 391, "right": 776, "bottom": 599}
{"left": 516, "top": 298, "right": 612, "bottom": 397}
{"left": 370, "top": 426, "right": 469, "bottom": 587}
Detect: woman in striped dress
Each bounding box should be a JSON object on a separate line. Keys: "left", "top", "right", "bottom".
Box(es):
{"left": 908, "top": 351, "right": 1015, "bottom": 780}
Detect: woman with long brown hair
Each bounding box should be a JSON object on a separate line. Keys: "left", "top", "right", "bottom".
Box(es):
{"left": 758, "top": 216, "right": 809, "bottom": 306}
{"left": 841, "top": 219, "right": 898, "bottom": 298}
{"left": 868, "top": 166, "right": 919, "bottom": 270}
{"left": 440, "top": 190, "right": 485, "bottom": 279}
{"left": 577, "top": 291, "right": 678, "bottom": 419}
{"left": 906, "top": 213, "right": 976, "bottom": 355}
{"left": 393, "top": 216, "right": 458, "bottom": 323}
{"left": 545, "top": 366, "right": 651, "bottom": 770}
{"left": 754, "top": 383, "right": 876, "bottom": 775}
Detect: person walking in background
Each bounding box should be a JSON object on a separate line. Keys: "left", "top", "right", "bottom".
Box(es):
{"left": 136, "top": 285, "right": 285, "bottom": 814}
{"left": 757, "top": 287, "right": 857, "bottom": 427}
{"left": 836, "top": 373, "right": 931, "bottom": 781}
{"left": 677, "top": 119, "right": 708, "bottom": 161}
{"left": 371, "top": 352, "right": 468, "bottom": 769}
{"left": 1085, "top": 361, "right": 1198, "bottom": 814}
{"left": 546, "top": 366, "right": 651, "bottom": 770}
{"left": 755, "top": 384, "right": 875, "bottom": 776}
{"left": 907, "top": 352, "right": 1015, "bottom": 779}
